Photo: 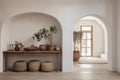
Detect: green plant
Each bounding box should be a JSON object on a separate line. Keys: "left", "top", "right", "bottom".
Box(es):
{"left": 15, "top": 41, "right": 24, "bottom": 47}
{"left": 49, "top": 25, "right": 57, "bottom": 44}
{"left": 73, "top": 31, "right": 82, "bottom": 51}
{"left": 32, "top": 26, "right": 57, "bottom": 44}
{"left": 50, "top": 25, "right": 57, "bottom": 34}
{"left": 14, "top": 41, "right": 24, "bottom": 51}
{"left": 32, "top": 28, "right": 50, "bottom": 41}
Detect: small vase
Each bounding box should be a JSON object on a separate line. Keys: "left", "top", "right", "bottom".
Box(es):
{"left": 39, "top": 45, "right": 46, "bottom": 51}
{"left": 47, "top": 44, "right": 55, "bottom": 51}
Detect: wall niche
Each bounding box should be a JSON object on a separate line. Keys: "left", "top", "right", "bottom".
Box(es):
{"left": 1, "top": 12, "right": 62, "bottom": 71}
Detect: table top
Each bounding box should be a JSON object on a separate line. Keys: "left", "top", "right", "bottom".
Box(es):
{"left": 3, "top": 50, "right": 61, "bottom": 54}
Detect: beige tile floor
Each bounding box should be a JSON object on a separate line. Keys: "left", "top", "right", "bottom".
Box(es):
{"left": 0, "top": 63, "right": 120, "bottom": 80}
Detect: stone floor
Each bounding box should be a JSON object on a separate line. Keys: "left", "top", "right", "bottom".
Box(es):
{"left": 0, "top": 63, "right": 120, "bottom": 80}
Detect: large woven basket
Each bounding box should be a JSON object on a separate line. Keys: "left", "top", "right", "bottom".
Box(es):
{"left": 41, "top": 61, "right": 54, "bottom": 72}
{"left": 73, "top": 47, "right": 80, "bottom": 61}
{"left": 73, "top": 51, "right": 80, "bottom": 61}
{"left": 28, "top": 60, "right": 40, "bottom": 72}
{"left": 13, "top": 60, "right": 27, "bottom": 72}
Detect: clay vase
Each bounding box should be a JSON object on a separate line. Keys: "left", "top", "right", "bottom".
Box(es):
{"left": 39, "top": 45, "right": 46, "bottom": 51}
{"left": 47, "top": 44, "right": 55, "bottom": 51}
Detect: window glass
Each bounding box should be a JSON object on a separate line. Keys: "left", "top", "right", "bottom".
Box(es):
{"left": 87, "top": 48, "right": 91, "bottom": 56}
{"left": 87, "top": 33, "right": 91, "bottom": 39}
{"left": 87, "top": 40, "right": 91, "bottom": 47}
{"left": 82, "top": 27, "right": 91, "bottom": 31}
{"left": 82, "top": 40, "right": 87, "bottom": 47}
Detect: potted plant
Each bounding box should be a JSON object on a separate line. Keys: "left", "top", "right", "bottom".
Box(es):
{"left": 32, "top": 28, "right": 50, "bottom": 51}
{"left": 14, "top": 41, "right": 24, "bottom": 51}
{"left": 49, "top": 25, "right": 57, "bottom": 44}
{"left": 32, "top": 26, "right": 57, "bottom": 51}
{"left": 47, "top": 25, "right": 57, "bottom": 51}
{"left": 73, "top": 31, "right": 82, "bottom": 61}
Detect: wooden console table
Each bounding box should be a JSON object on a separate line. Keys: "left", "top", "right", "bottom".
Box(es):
{"left": 3, "top": 51, "right": 61, "bottom": 72}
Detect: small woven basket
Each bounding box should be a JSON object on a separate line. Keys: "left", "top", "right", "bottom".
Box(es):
{"left": 13, "top": 60, "right": 27, "bottom": 72}
{"left": 28, "top": 60, "right": 40, "bottom": 72}
{"left": 41, "top": 61, "right": 54, "bottom": 72}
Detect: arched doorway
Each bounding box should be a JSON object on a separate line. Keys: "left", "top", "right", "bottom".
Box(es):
{"left": 0, "top": 12, "right": 62, "bottom": 72}
{"left": 73, "top": 16, "right": 108, "bottom": 71}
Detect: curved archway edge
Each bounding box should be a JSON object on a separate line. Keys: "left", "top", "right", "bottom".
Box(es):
{"left": 74, "top": 14, "right": 114, "bottom": 71}
{"left": 1, "top": 12, "right": 63, "bottom": 32}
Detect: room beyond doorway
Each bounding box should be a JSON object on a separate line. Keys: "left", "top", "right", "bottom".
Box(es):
{"left": 73, "top": 16, "right": 108, "bottom": 63}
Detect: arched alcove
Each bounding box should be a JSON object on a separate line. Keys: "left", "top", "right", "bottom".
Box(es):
{"left": 0, "top": 12, "right": 62, "bottom": 72}
{"left": 73, "top": 15, "right": 108, "bottom": 70}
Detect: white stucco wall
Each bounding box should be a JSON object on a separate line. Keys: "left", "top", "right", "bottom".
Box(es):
{"left": 0, "top": 0, "right": 118, "bottom": 72}
{"left": 8, "top": 13, "right": 62, "bottom": 47}
{"left": 74, "top": 20, "right": 105, "bottom": 57}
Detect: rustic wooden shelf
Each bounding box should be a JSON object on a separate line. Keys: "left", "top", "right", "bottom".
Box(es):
{"left": 3, "top": 51, "right": 61, "bottom": 72}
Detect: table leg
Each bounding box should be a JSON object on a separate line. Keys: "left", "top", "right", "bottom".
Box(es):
{"left": 3, "top": 53, "right": 7, "bottom": 72}
{"left": 4, "top": 54, "right": 7, "bottom": 72}
{"left": 57, "top": 53, "right": 60, "bottom": 71}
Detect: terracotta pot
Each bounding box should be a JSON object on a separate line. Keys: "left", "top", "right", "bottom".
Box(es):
{"left": 47, "top": 44, "right": 55, "bottom": 51}
{"left": 39, "top": 45, "right": 46, "bottom": 51}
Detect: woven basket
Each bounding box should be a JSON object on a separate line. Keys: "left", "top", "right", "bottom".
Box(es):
{"left": 28, "top": 60, "right": 40, "bottom": 72}
{"left": 73, "top": 47, "right": 80, "bottom": 61}
{"left": 41, "top": 61, "right": 54, "bottom": 72}
{"left": 73, "top": 51, "right": 80, "bottom": 61}
{"left": 13, "top": 60, "right": 27, "bottom": 72}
